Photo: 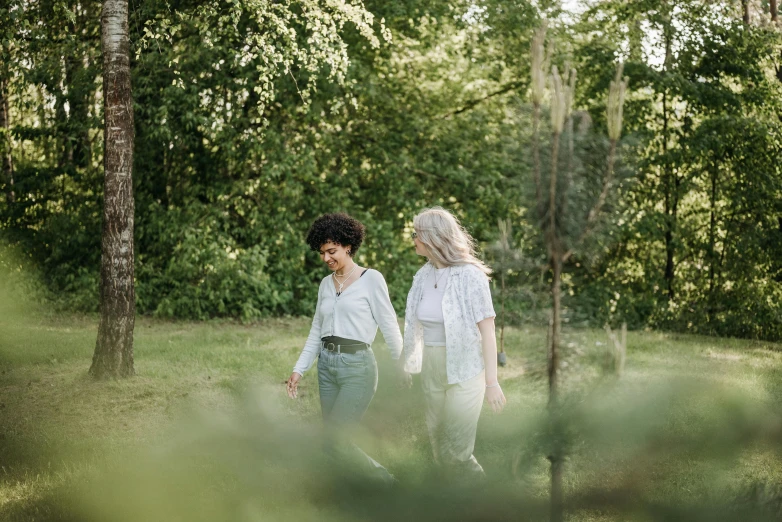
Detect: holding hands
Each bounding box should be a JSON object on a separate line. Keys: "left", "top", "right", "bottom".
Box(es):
{"left": 396, "top": 358, "right": 412, "bottom": 389}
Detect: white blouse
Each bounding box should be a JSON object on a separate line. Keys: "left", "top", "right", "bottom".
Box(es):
{"left": 292, "top": 269, "right": 403, "bottom": 375}
{"left": 403, "top": 262, "right": 496, "bottom": 384}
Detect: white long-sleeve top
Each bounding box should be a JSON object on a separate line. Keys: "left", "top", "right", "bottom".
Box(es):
{"left": 292, "top": 269, "right": 403, "bottom": 375}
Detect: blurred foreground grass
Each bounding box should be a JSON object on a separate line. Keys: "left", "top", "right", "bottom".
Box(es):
{"left": 2, "top": 265, "right": 782, "bottom": 520}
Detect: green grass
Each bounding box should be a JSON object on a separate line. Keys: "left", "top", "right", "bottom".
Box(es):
{"left": 2, "top": 312, "right": 782, "bottom": 521}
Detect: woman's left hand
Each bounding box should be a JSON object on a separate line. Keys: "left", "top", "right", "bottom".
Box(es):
{"left": 485, "top": 384, "right": 506, "bottom": 413}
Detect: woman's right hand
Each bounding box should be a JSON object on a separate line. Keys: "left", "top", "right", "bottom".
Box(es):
{"left": 395, "top": 358, "right": 412, "bottom": 389}
{"left": 286, "top": 372, "right": 302, "bottom": 399}
{"left": 485, "top": 383, "right": 506, "bottom": 413}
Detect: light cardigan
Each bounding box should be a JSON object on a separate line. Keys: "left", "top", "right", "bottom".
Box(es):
{"left": 292, "top": 269, "right": 403, "bottom": 375}
{"left": 403, "top": 262, "right": 496, "bottom": 384}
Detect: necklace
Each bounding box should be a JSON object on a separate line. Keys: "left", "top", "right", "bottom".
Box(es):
{"left": 333, "top": 264, "right": 358, "bottom": 293}
{"left": 434, "top": 266, "right": 450, "bottom": 289}
{"left": 333, "top": 263, "right": 356, "bottom": 281}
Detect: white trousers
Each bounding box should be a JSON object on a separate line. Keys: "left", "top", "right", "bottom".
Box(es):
{"left": 421, "top": 345, "right": 486, "bottom": 477}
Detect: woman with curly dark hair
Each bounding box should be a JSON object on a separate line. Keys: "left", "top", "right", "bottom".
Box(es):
{"left": 287, "top": 212, "right": 407, "bottom": 487}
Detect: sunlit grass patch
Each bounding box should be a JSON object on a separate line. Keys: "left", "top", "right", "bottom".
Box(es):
{"left": 2, "top": 310, "right": 782, "bottom": 521}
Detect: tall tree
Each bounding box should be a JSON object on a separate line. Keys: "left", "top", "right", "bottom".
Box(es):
{"left": 528, "top": 25, "right": 628, "bottom": 521}
{"left": 0, "top": 79, "right": 13, "bottom": 204}
{"left": 0, "top": 2, "right": 16, "bottom": 205}
{"left": 660, "top": 1, "right": 678, "bottom": 301}
{"left": 89, "top": 0, "right": 135, "bottom": 378}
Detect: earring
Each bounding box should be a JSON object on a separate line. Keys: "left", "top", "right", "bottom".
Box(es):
{"left": 347, "top": 250, "right": 352, "bottom": 256}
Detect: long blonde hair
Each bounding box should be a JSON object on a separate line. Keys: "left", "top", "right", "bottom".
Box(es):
{"left": 413, "top": 207, "right": 492, "bottom": 275}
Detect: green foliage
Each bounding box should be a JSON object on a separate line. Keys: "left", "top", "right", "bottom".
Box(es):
{"left": 568, "top": 1, "right": 782, "bottom": 339}
{"left": 136, "top": 205, "right": 277, "bottom": 320}
{"left": 486, "top": 218, "right": 541, "bottom": 328}
{"left": 1, "top": 0, "right": 780, "bottom": 341}
{"left": 0, "top": 243, "right": 46, "bottom": 322}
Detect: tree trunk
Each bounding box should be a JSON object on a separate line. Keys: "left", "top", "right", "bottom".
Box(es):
{"left": 547, "top": 128, "right": 564, "bottom": 522}
{"left": 65, "top": 53, "right": 92, "bottom": 170}
{"left": 549, "top": 440, "right": 564, "bottom": 522}
{"left": 663, "top": 185, "right": 677, "bottom": 301}
{"left": 663, "top": 154, "right": 679, "bottom": 302}
{"left": 0, "top": 78, "right": 14, "bottom": 204}
{"left": 628, "top": 17, "right": 643, "bottom": 62}
{"left": 707, "top": 162, "right": 719, "bottom": 324}
{"left": 55, "top": 73, "right": 71, "bottom": 170}
{"left": 90, "top": 0, "right": 135, "bottom": 379}
{"left": 741, "top": 0, "right": 750, "bottom": 25}
{"left": 547, "top": 129, "right": 562, "bottom": 402}
{"left": 548, "top": 253, "right": 564, "bottom": 522}
{"left": 548, "top": 254, "right": 561, "bottom": 405}
{"left": 548, "top": 131, "right": 561, "bottom": 264}
{"left": 662, "top": 12, "right": 676, "bottom": 302}
{"left": 772, "top": 0, "right": 778, "bottom": 23}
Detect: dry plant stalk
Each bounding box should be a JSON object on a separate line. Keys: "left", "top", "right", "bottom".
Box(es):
{"left": 527, "top": 22, "right": 628, "bottom": 522}
{"left": 531, "top": 24, "right": 550, "bottom": 212}
{"left": 604, "top": 322, "right": 628, "bottom": 376}
{"left": 497, "top": 218, "right": 511, "bottom": 360}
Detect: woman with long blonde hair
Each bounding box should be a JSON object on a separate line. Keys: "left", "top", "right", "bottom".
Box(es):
{"left": 403, "top": 207, "right": 505, "bottom": 479}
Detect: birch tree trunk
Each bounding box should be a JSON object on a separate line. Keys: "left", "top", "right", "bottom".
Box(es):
{"left": 90, "top": 0, "right": 135, "bottom": 378}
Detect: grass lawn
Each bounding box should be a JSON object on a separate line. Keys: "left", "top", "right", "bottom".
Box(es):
{"left": 2, "top": 313, "right": 782, "bottom": 521}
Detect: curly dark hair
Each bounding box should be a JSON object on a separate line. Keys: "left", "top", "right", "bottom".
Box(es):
{"left": 306, "top": 213, "right": 366, "bottom": 257}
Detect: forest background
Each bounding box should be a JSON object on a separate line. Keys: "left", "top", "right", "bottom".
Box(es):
{"left": 1, "top": 0, "right": 781, "bottom": 341}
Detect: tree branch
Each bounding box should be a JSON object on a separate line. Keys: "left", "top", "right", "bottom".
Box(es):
{"left": 440, "top": 80, "right": 528, "bottom": 119}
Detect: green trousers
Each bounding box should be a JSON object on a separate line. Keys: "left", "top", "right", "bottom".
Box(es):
{"left": 317, "top": 347, "right": 396, "bottom": 486}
